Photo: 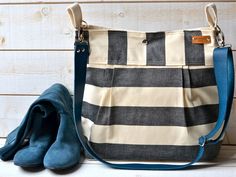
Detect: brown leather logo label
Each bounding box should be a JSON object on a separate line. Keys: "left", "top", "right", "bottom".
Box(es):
{"left": 192, "top": 36, "right": 211, "bottom": 44}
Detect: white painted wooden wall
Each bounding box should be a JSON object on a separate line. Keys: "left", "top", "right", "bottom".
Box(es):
{"left": 0, "top": 1, "right": 236, "bottom": 176}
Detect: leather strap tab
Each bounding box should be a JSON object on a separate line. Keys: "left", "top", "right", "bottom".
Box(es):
{"left": 205, "top": 3, "right": 218, "bottom": 27}
{"left": 67, "top": 3, "right": 83, "bottom": 30}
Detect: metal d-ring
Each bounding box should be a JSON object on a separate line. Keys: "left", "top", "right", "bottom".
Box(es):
{"left": 75, "top": 20, "right": 88, "bottom": 42}
{"left": 215, "top": 25, "right": 225, "bottom": 47}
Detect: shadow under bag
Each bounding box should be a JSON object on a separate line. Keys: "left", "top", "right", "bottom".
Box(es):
{"left": 68, "top": 3, "right": 235, "bottom": 170}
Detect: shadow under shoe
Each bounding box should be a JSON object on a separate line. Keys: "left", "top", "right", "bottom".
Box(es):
{"left": 14, "top": 104, "right": 59, "bottom": 168}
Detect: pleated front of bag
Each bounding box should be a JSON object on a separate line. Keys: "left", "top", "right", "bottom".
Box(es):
{"left": 80, "top": 26, "right": 221, "bottom": 161}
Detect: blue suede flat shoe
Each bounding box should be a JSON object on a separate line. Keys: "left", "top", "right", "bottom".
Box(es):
{"left": 13, "top": 104, "right": 58, "bottom": 167}
{"left": 43, "top": 89, "right": 81, "bottom": 170}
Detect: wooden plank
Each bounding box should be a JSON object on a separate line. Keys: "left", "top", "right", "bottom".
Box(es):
{"left": 0, "top": 3, "right": 235, "bottom": 50}
{"left": 0, "top": 161, "right": 233, "bottom": 177}
{"left": 0, "top": 51, "right": 72, "bottom": 74}
{"left": 0, "top": 51, "right": 74, "bottom": 94}
{"left": 0, "top": 138, "right": 5, "bottom": 146}
{"left": 0, "top": 74, "right": 73, "bottom": 94}
{"left": 0, "top": 96, "right": 235, "bottom": 144}
{"left": 0, "top": 96, "right": 36, "bottom": 137}
{"left": 0, "top": 51, "right": 235, "bottom": 95}
{"left": 0, "top": 144, "right": 236, "bottom": 176}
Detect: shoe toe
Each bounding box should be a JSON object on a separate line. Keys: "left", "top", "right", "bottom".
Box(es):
{"left": 14, "top": 147, "right": 47, "bottom": 167}
{"left": 44, "top": 143, "right": 80, "bottom": 170}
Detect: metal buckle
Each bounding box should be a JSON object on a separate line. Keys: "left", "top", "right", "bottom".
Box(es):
{"left": 75, "top": 20, "right": 88, "bottom": 42}
{"left": 215, "top": 25, "right": 225, "bottom": 47}
{"left": 199, "top": 136, "right": 207, "bottom": 147}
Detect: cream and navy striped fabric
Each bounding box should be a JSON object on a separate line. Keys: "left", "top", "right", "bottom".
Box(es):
{"left": 81, "top": 27, "right": 221, "bottom": 161}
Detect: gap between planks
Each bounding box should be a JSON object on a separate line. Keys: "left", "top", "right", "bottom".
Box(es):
{"left": 0, "top": 49, "right": 235, "bottom": 52}
{"left": 0, "top": 49, "right": 73, "bottom": 51}
{"left": 0, "top": 0, "right": 236, "bottom": 5}
{"left": 0, "top": 94, "right": 236, "bottom": 99}
{"left": 0, "top": 94, "right": 73, "bottom": 96}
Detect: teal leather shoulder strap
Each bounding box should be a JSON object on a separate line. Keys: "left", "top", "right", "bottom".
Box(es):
{"left": 73, "top": 41, "right": 234, "bottom": 170}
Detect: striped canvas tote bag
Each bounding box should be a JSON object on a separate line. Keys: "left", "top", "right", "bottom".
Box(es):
{"left": 68, "top": 3, "right": 234, "bottom": 170}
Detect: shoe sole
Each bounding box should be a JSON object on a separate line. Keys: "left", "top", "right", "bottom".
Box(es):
{"left": 44, "top": 161, "right": 79, "bottom": 171}
{"left": 14, "top": 162, "right": 43, "bottom": 168}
